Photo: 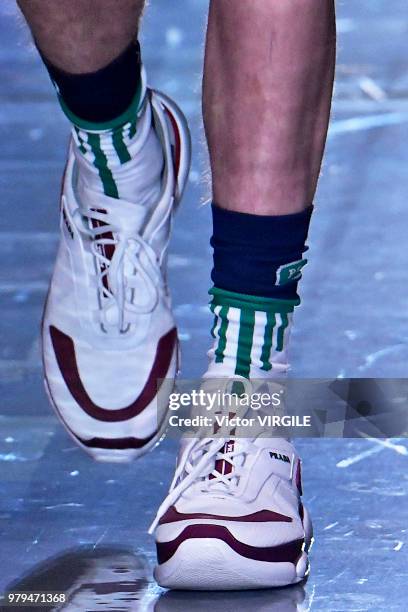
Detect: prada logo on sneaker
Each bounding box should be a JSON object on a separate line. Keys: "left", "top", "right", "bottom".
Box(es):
{"left": 276, "top": 259, "right": 307, "bottom": 286}
{"left": 158, "top": 505, "right": 293, "bottom": 525}
{"left": 269, "top": 452, "right": 290, "bottom": 463}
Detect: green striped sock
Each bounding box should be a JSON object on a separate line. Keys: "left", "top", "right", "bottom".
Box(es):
{"left": 206, "top": 287, "right": 299, "bottom": 379}
{"left": 69, "top": 94, "right": 163, "bottom": 205}
{"left": 72, "top": 105, "right": 143, "bottom": 199}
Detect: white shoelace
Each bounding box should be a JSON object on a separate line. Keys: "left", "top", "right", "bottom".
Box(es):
{"left": 74, "top": 206, "right": 161, "bottom": 333}
{"left": 148, "top": 436, "right": 255, "bottom": 534}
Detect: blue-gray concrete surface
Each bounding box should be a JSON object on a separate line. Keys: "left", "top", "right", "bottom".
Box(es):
{"left": 0, "top": 1, "right": 407, "bottom": 610}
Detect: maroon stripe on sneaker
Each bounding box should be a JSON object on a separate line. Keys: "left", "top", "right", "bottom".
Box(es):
{"left": 165, "top": 108, "right": 181, "bottom": 176}
{"left": 295, "top": 460, "right": 303, "bottom": 496}
{"left": 49, "top": 325, "right": 177, "bottom": 422}
{"left": 76, "top": 433, "right": 156, "bottom": 450}
{"left": 44, "top": 367, "right": 160, "bottom": 452}
{"left": 158, "top": 505, "right": 292, "bottom": 525}
{"left": 156, "top": 525, "right": 303, "bottom": 565}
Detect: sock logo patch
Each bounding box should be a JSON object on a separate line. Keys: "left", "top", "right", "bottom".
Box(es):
{"left": 275, "top": 259, "right": 307, "bottom": 286}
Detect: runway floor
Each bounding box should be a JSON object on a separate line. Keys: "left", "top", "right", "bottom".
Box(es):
{"left": 0, "top": 1, "right": 407, "bottom": 610}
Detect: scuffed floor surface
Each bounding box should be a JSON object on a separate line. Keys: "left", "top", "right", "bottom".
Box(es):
{"left": 0, "top": 0, "right": 407, "bottom": 610}
{"left": 1, "top": 432, "right": 407, "bottom": 610}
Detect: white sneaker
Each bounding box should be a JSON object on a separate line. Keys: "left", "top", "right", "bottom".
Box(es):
{"left": 42, "top": 90, "right": 191, "bottom": 462}
{"left": 150, "top": 436, "right": 312, "bottom": 590}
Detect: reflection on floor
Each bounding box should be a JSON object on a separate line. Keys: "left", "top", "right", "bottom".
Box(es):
{"left": 6, "top": 547, "right": 151, "bottom": 611}
{"left": 6, "top": 546, "right": 308, "bottom": 611}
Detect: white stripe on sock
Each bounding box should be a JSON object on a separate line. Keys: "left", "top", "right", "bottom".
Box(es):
{"left": 251, "top": 310, "right": 268, "bottom": 371}
{"left": 224, "top": 306, "right": 240, "bottom": 366}
{"left": 212, "top": 305, "right": 223, "bottom": 341}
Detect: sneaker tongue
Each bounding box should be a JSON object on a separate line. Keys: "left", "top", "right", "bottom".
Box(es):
{"left": 210, "top": 439, "right": 236, "bottom": 480}
{"left": 193, "top": 379, "right": 295, "bottom": 489}
{"left": 79, "top": 187, "right": 155, "bottom": 307}
{"left": 205, "top": 437, "right": 295, "bottom": 494}
{"left": 207, "top": 438, "right": 248, "bottom": 492}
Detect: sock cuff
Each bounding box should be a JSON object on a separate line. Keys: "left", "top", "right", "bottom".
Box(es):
{"left": 42, "top": 40, "right": 145, "bottom": 131}
{"left": 211, "top": 203, "right": 313, "bottom": 249}
{"left": 210, "top": 203, "right": 313, "bottom": 299}
{"left": 58, "top": 78, "right": 145, "bottom": 132}
{"left": 209, "top": 287, "right": 299, "bottom": 313}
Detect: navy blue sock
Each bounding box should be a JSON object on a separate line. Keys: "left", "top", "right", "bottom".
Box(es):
{"left": 210, "top": 203, "right": 313, "bottom": 300}
{"left": 41, "top": 40, "right": 142, "bottom": 126}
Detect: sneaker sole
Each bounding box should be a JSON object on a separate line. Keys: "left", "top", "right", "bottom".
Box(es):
{"left": 155, "top": 507, "right": 313, "bottom": 590}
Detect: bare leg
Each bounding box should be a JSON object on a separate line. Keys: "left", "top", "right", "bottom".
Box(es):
{"left": 203, "top": 0, "right": 336, "bottom": 215}
{"left": 17, "top": 0, "right": 145, "bottom": 72}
